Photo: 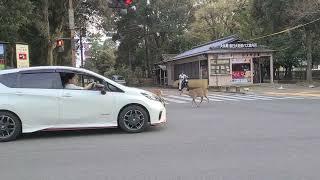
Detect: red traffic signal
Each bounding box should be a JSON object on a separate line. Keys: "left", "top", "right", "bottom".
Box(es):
{"left": 56, "top": 39, "right": 64, "bottom": 47}
{"left": 124, "top": 0, "right": 133, "bottom": 6}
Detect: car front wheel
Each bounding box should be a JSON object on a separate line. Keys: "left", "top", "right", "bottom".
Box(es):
{"left": 118, "top": 105, "right": 150, "bottom": 133}
{"left": 0, "top": 111, "right": 22, "bottom": 142}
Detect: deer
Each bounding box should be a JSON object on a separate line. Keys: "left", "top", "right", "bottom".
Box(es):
{"left": 184, "top": 87, "right": 209, "bottom": 107}
{"left": 149, "top": 89, "right": 166, "bottom": 105}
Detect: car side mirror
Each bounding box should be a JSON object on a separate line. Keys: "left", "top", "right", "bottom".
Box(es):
{"left": 95, "top": 84, "right": 106, "bottom": 95}
{"left": 101, "top": 89, "right": 107, "bottom": 95}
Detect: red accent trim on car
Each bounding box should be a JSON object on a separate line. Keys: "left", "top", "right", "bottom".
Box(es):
{"left": 41, "top": 126, "right": 118, "bottom": 132}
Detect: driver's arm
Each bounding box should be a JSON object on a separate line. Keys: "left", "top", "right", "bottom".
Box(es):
{"left": 83, "top": 82, "right": 96, "bottom": 90}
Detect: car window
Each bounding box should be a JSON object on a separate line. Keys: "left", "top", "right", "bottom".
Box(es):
{"left": 60, "top": 72, "right": 104, "bottom": 91}
{"left": 105, "top": 82, "right": 123, "bottom": 92}
{"left": 0, "top": 73, "right": 18, "bottom": 88}
{"left": 19, "top": 73, "right": 62, "bottom": 89}
{"left": 81, "top": 74, "right": 103, "bottom": 87}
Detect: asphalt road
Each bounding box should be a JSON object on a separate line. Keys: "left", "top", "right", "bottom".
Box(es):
{"left": 1, "top": 99, "right": 320, "bottom": 180}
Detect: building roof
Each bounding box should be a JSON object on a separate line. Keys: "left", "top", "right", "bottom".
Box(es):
{"left": 154, "top": 54, "right": 177, "bottom": 65}
{"left": 171, "top": 35, "right": 273, "bottom": 61}
{"left": 162, "top": 54, "right": 177, "bottom": 62}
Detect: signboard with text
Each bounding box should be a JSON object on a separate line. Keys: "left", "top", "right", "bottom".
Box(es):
{"left": 231, "top": 58, "right": 251, "bottom": 84}
{"left": 221, "top": 43, "right": 258, "bottom": 49}
{"left": 16, "top": 44, "right": 30, "bottom": 68}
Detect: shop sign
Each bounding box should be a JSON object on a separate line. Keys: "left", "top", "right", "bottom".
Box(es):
{"left": 232, "top": 78, "right": 250, "bottom": 83}
{"left": 16, "top": 44, "right": 30, "bottom": 68}
{"left": 231, "top": 59, "right": 252, "bottom": 84}
{"left": 231, "top": 58, "right": 251, "bottom": 64}
{"left": 221, "top": 43, "right": 257, "bottom": 48}
{"left": 232, "top": 71, "right": 251, "bottom": 83}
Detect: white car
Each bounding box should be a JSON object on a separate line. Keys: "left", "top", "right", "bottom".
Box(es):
{"left": 0, "top": 66, "right": 166, "bottom": 142}
{"left": 111, "top": 75, "right": 126, "bottom": 85}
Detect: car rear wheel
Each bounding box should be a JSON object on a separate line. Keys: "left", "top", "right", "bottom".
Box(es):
{"left": 0, "top": 112, "right": 22, "bottom": 142}
{"left": 118, "top": 105, "right": 150, "bottom": 133}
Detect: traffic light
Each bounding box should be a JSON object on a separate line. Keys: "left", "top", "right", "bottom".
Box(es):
{"left": 56, "top": 39, "right": 64, "bottom": 52}
{"left": 124, "top": 0, "right": 133, "bottom": 6}
{"left": 108, "top": 0, "right": 136, "bottom": 15}
{"left": 56, "top": 39, "right": 64, "bottom": 47}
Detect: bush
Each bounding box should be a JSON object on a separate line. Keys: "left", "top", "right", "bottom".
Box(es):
{"left": 104, "top": 66, "right": 139, "bottom": 86}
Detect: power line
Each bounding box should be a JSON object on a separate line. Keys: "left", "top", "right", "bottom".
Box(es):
{"left": 249, "top": 17, "right": 320, "bottom": 41}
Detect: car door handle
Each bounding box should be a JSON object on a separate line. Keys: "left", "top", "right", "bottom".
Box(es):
{"left": 62, "top": 94, "right": 72, "bottom": 98}
{"left": 15, "top": 92, "right": 24, "bottom": 96}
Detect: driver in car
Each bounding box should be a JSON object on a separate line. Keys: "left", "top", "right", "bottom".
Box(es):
{"left": 63, "top": 73, "right": 96, "bottom": 90}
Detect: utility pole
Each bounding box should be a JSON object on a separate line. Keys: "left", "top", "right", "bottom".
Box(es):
{"left": 80, "top": 33, "right": 83, "bottom": 68}
{"left": 145, "top": 0, "right": 151, "bottom": 77}
{"left": 68, "top": 0, "right": 76, "bottom": 67}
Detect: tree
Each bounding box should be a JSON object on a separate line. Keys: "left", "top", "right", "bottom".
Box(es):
{"left": 287, "top": 0, "right": 320, "bottom": 83}
{"left": 188, "top": 0, "right": 248, "bottom": 42}
{"left": 84, "top": 37, "right": 116, "bottom": 75}
{"left": 0, "top": 0, "right": 34, "bottom": 67}
{"left": 111, "top": 0, "right": 194, "bottom": 76}
{"left": 0, "top": 0, "right": 33, "bottom": 42}
{"left": 251, "top": 0, "right": 320, "bottom": 82}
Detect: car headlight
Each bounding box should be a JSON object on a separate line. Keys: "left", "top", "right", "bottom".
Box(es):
{"left": 141, "top": 92, "right": 159, "bottom": 101}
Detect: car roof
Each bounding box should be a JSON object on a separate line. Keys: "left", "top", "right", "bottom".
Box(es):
{"left": 0, "top": 66, "right": 128, "bottom": 90}
{"left": 0, "top": 66, "right": 85, "bottom": 75}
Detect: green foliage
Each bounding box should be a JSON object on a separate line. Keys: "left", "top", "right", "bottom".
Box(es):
{"left": 188, "top": 0, "right": 248, "bottom": 42}
{"left": 104, "top": 65, "right": 141, "bottom": 85}
{"left": 111, "top": 0, "right": 194, "bottom": 75}
{"left": 0, "top": 0, "right": 34, "bottom": 42}
{"left": 84, "top": 38, "right": 116, "bottom": 75}
{"left": 1, "top": 0, "right": 320, "bottom": 82}
{"left": 251, "top": 0, "right": 320, "bottom": 80}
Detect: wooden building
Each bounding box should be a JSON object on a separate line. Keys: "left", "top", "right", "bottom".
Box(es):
{"left": 164, "top": 35, "right": 274, "bottom": 87}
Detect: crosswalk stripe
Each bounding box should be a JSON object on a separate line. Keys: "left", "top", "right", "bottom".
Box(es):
{"left": 169, "top": 95, "right": 209, "bottom": 102}
{"left": 207, "top": 95, "right": 239, "bottom": 101}
{"left": 240, "top": 94, "right": 292, "bottom": 100}
{"left": 162, "top": 93, "right": 305, "bottom": 105}
{"left": 227, "top": 94, "right": 274, "bottom": 100}
{"left": 180, "top": 95, "right": 223, "bottom": 102}
{"left": 211, "top": 94, "right": 257, "bottom": 101}
{"left": 162, "top": 97, "right": 187, "bottom": 104}
{"left": 276, "top": 96, "right": 305, "bottom": 100}
{"left": 169, "top": 95, "right": 193, "bottom": 101}
{"left": 231, "top": 94, "right": 304, "bottom": 100}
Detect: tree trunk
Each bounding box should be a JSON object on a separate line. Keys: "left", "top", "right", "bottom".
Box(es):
{"left": 128, "top": 46, "right": 132, "bottom": 70}
{"left": 288, "top": 66, "right": 293, "bottom": 80}
{"left": 47, "top": 46, "right": 54, "bottom": 65}
{"left": 284, "top": 67, "right": 288, "bottom": 79}
{"left": 276, "top": 67, "right": 280, "bottom": 80}
{"left": 304, "top": 28, "right": 313, "bottom": 83}
{"left": 10, "top": 46, "right": 14, "bottom": 68}
{"left": 145, "top": 35, "right": 149, "bottom": 77}
{"left": 42, "top": 0, "right": 54, "bottom": 65}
